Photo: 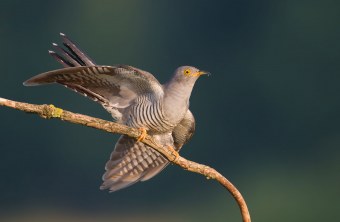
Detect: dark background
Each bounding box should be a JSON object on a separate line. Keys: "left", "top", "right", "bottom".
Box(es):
{"left": 1, "top": 1, "right": 339, "bottom": 221}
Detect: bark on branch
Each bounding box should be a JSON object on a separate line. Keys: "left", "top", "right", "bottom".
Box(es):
{"left": 0, "top": 97, "right": 251, "bottom": 222}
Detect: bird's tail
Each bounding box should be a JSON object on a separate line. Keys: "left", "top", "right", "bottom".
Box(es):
{"left": 49, "top": 33, "right": 96, "bottom": 67}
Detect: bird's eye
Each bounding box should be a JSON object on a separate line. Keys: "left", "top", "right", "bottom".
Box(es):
{"left": 184, "top": 69, "right": 191, "bottom": 75}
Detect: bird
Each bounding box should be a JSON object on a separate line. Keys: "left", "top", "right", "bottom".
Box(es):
{"left": 23, "top": 33, "right": 208, "bottom": 192}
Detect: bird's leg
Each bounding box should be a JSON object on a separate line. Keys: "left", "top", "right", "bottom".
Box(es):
{"left": 166, "top": 145, "right": 179, "bottom": 161}
{"left": 137, "top": 127, "right": 147, "bottom": 142}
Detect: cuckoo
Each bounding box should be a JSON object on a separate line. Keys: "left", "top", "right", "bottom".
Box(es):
{"left": 24, "top": 33, "right": 208, "bottom": 192}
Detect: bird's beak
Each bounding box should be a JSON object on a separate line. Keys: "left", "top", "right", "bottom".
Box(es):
{"left": 197, "top": 70, "right": 210, "bottom": 77}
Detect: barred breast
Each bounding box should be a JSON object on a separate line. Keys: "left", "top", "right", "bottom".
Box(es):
{"left": 125, "top": 93, "right": 175, "bottom": 133}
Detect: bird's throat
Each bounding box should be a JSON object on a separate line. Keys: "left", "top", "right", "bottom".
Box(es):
{"left": 162, "top": 81, "right": 195, "bottom": 125}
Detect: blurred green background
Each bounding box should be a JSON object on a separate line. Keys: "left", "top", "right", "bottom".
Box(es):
{"left": 1, "top": 0, "right": 339, "bottom": 221}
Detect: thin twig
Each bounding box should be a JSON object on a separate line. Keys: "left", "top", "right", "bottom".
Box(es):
{"left": 0, "top": 97, "right": 251, "bottom": 222}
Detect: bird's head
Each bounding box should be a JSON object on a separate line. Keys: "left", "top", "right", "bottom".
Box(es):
{"left": 172, "top": 66, "right": 210, "bottom": 83}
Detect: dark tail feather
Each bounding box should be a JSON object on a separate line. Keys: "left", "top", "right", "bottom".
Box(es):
{"left": 49, "top": 33, "right": 96, "bottom": 67}
{"left": 48, "top": 50, "right": 73, "bottom": 67}
{"left": 52, "top": 43, "right": 83, "bottom": 67}
{"left": 59, "top": 33, "right": 96, "bottom": 66}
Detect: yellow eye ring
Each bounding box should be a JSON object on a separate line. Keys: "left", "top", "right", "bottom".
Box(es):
{"left": 184, "top": 69, "right": 191, "bottom": 76}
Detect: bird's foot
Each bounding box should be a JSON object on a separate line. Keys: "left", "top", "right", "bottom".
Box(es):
{"left": 167, "top": 145, "right": 179, "bottom": 161}
{"left": 137, "top": 127, "right": 147, "bottom": 142}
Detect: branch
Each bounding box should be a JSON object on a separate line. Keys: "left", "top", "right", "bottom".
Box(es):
{"left": 0, "top": 97, "right": 251, "bottom": 222}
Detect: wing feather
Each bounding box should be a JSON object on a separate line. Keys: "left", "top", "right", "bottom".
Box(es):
{"left": 100, "top": 135, "right": 169, "bottom": 192}
{"left": 172, "top": 110, "right": 196, "bottom": 150}
{"left": 23, "top": 65, "right": 163, "bottom": 120}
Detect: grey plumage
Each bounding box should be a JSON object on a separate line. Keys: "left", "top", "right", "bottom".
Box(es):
{"left": 24, "top": 33, "right": 206, "bottom": 192}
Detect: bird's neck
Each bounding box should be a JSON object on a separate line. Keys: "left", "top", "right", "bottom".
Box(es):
{"left": 162, "top": 79, "right": 195, "bottom": 124}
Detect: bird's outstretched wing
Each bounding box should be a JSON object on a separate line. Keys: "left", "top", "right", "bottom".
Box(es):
{"left": 101, "top": 111, "right": 195, "bottom": 192}
{"left": 101, "top": 135, "right": 172, "bottom": 192}
{"left": 24, "top": 33, "right": 162, "bottom": 121}
{"left": 24, "top": 65, "right": 163, "bottom": 121}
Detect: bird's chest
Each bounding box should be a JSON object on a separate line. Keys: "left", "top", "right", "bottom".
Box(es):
{"left": 125, "top": 96, "right": 176, "bottom": 133}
